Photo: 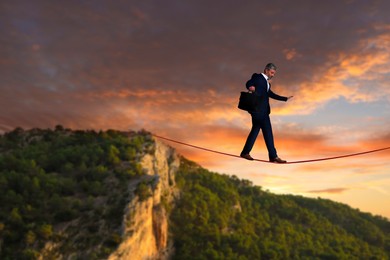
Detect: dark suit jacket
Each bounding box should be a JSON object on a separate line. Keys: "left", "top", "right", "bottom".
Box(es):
{"left": 246, "top": 73, "right": 287, "bottom": 115}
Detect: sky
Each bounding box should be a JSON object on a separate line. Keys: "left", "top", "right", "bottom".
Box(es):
{"left": 1, "top": 0, "right": 390, "bottom": 219}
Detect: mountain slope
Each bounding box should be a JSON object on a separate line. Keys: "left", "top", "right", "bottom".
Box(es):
{"left": 0, "top": 127, "right": 389, "bottom": 259}
{"left": 172, "top": 158, "right": 390, "bottom": 259}
{"left": 0, "top": 127, "right": 158, "bottom": 259}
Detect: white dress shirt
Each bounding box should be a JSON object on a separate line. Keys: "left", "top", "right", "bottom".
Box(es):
{"left": 261, "top": 73, "right": 270, "bottom": 92}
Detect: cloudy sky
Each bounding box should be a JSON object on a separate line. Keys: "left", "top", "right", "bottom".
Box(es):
{"left": 1, "top": 0, "right": 390, "bottom": 218}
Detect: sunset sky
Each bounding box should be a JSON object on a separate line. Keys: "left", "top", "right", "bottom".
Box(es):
{"left": 1, "top": 0, "right": 390, "bottom": 218}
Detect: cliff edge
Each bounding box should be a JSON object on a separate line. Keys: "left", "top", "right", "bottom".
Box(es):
{"left": 109, "top": 138, "right": 179, "bottom": 260}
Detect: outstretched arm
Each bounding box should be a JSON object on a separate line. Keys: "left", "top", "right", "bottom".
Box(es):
{"left": 268, "top": 89, "right": 290, "bottom": 101}
{"left": 268, "top": 82, "right": 293, "bottom": 101}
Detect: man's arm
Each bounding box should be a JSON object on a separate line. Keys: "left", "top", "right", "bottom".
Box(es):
{"left": 245, "top": 73, "right": 259, "bottom": 92}
{"left": 269, "top": 89, "right": 293, "bottom": 101}
{"left": 245, "top": 79, "right": 255, "bottom": 92}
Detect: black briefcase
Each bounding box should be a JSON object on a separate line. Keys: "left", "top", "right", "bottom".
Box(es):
{"left": 238, "top": 91, "right": 257, "bottom": 111}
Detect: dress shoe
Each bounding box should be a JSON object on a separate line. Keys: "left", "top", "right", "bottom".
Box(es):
{"left": 270, "top": 157, "right": 287, "bottom": 163}
{"left": 240, "top": 153, "right": 254, "bottom": 161}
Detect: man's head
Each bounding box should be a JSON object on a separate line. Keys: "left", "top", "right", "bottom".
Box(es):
{"left": 264, "top": 63, "right": 277, "bottom": 79}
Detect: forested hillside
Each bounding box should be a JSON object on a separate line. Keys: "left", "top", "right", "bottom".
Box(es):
{"left": 0, "top": 127, "right": 389, "bottom": 259}
{"left": 172, "top": 159, "right": 390, "bottom": 259}
{"left": 0, "top": 126, "right": 154, "bottom": 259}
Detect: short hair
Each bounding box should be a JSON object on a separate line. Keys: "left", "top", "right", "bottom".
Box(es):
{"left": 265, "top": 63, "right": 277, "bottom": 70}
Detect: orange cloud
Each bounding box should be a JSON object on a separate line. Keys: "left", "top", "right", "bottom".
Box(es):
{"left": 283, "top": 48, "right": 301, "bottom": 61}
{"left": 275, "top": 30, "right": 390, "bottom": 116}
{"left": 307, "top": 188, "right": 349, "bottom": 194}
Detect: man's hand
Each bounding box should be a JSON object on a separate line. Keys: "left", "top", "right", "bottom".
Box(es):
{"left": 248, "top": 86, "right": 255, "bottom": 92}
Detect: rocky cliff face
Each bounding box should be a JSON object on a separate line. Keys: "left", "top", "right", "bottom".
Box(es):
{"left": 109, "top": 138, "right": 180, "bottom": 260}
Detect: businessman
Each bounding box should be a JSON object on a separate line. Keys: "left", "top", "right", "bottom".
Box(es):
{"left": 240, "top": 63, "right": 293, "bottom": 163}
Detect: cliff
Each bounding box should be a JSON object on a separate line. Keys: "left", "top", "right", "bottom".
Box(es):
{"left": 0, "top": 128, "right": 182, "bottom": 259}
{"left": 109, "top": 138, "right": 180, "bottom": 260}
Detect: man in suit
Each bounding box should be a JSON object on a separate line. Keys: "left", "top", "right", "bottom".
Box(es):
{"left": 240, "top": 63, "right": 293, "bottom": 163}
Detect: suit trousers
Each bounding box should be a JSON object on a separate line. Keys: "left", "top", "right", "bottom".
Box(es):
{"left": 241, "top": 113, "right": 278, "bottom": 160}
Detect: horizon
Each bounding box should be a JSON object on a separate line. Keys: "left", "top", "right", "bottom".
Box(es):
{"left": 2, "top": 125, "right": 389, "bottom": 220}
{"left": 1, "top": 0, "right": 390, "bottom": 218}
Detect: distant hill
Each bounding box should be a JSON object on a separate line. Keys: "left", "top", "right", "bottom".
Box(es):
{"left": 172, "top": 158, "right": 390, "bottom": 259}
{"left": 0, "top": 127, "right": 389, "bottom": 259}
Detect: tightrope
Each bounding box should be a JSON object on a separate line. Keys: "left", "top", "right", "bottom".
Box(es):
{"left": 152, "top": 134, "right": 390, "bottom": 164}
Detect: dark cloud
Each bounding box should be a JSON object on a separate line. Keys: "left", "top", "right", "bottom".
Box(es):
{"left": 1, "top": 0, "right": 390, "bottom": 133}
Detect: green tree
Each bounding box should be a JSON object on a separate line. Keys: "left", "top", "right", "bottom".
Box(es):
{"left": 107, "top": 145, "right": 120, "bottom": 165}
{"left": 9, "top": 207, "right": 23, "bottom": 224}
{"left": 25, "top": 230, "right": 36, "bottom": 245}
{"left": 136, "top": 182, "right": 152, "bottom": 201}
{"left": 37, "top": 224, "right": 52, "bottom": 240}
